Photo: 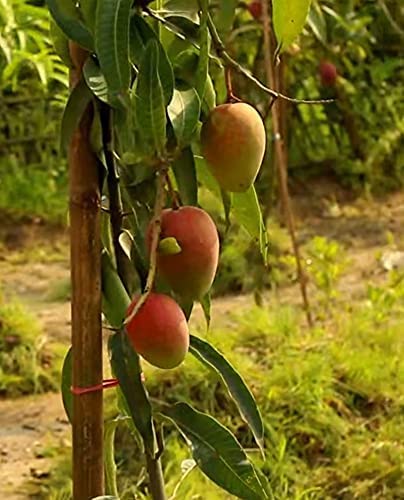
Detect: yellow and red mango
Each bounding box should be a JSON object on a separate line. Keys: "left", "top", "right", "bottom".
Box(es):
{"left": 126, "top": 293, "right": 189, "bottom": 369}
{"left": 201, "top": 102, "right": 266, "bottom": 192}
{"left": 148, "top": 206, "right": 219, "bottom": 301}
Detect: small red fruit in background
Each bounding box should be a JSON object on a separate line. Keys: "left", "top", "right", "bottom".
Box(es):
{"left": 148, "top": 206, "right": 219, "bottom": 301}
{"left": 247, "top": 1, "right": 262, "bottom": 20}
{"left": 126, "top": 293, "right": 189, "bottom": 369}
{"left": 319, "top": 60, "right": 338, "bottom": 87}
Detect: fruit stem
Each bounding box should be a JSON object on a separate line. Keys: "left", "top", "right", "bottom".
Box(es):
{"left": 225, "top": 66, "right": 242, "bottom": 103}
{"left": 124, "top": 170, "right": 167, "bottom": 326}
{"left": 261, "top": 0, "right": 313, "bottom": 327}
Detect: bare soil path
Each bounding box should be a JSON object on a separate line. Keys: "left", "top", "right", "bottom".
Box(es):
{"left": 1, "top": 182, "right": 404, "bottom": 498}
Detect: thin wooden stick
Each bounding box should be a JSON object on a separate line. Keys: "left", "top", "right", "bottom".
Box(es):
{"left": 68, "top": 42, "right": 104, "bottom": 499}
{"left": 261, "top": 1, "right": 313, "bottom": 327}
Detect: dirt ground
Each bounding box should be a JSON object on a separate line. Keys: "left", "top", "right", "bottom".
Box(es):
{"left": 1, "top": 182, "right": 404, "bottom": 498}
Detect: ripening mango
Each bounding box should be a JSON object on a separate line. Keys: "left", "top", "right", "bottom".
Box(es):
{"left": 201, "top": 102, "right": 266, "bottom": 192}
{"left": 126, "top": 293, "right": 189, "bottom": 369}
{"left": 147, "top": 206, "right": 219, "bottom": 301}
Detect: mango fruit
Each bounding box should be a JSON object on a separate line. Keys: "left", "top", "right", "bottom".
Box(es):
{"left": 200, "top": 102, "right": 266, "bottom": 192}
{"left": 126, "top": 293, "right": 189, "bottom": 369}
{"left": 148, "top": 206, "right": 219, "bottom": 300}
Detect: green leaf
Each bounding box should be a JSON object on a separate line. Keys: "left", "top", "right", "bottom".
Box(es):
{"left": 83, "top": 57, "right": 109, "bottom": 103}
{"left": 101, "top": 250, "right": 131, "bottom": 328}
{"left": 232, "top": 187, "right": 268, "bottom": 263}
{"left": 95, "top": 0, "right": 132, "bottom": 100}
{"left": 307, "top": 1, "right": 327, "bottom": 45}
{"left": 61, "top": 346, "right": 73, "bottom": 424}
{"left": 162, "top": 403, "right": 266, "bottom": 500}
{"left": 221, "top": 188, "right": 232, "bottom": 230}
{"left": 177, "top": 296, "right": 194, "bottom": 320}
{"left": 273, "top": 0, "right": 312, "bottom": 52}
{"left": 172, "top": 147, "right": 198, "bottom": 206}
{"left": 164, "top": 0, "right": 199, "bottom": 21}
{"left": 168, "top": 89, "right": 201, "bottom": 147}
{"left": 46, "top": 0, "right": 93, "bottom": 50}
{"left": 80, "top": 0, "right": 98, "bottom": 33}
{"left": 50, "top": 19, "right": 72, "bottom": 67}
{"left": 194, "top": 155, "right": 222, "bottom": 202}
{"left": 199, "top": 293, "right": 211, "bottom": 329}
{"left": 129, "top": 15, "right": 174, "bottom": 105}
{"left": 135, "top": 39, "right": 167, "bottom": 156}
{"left": 190, "top": 336, "right": 264, "bottom": 452}
{"left": 109, "top": 332, "right": 155, "bottom": 453}
{"left": 216, "top": 0, "right": 238, "bottom": 34}
{"left": 60, "top": 78, "right": 92, "bottom": 152}
{"left": 104, "top": 419, "right": 119, "bottom": 497}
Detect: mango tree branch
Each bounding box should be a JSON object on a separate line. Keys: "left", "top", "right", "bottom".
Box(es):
{"left": 205, "top": 11, "right": 333, "bottom": 105}
{"left": 147, "top": 6, "right": 332, "bottom": 106}
{"left": 123, "top": 169, "right": 167, "bottom": 326}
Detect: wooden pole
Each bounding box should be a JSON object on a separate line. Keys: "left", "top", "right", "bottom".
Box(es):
{"left": 262, "top": 2, "right": 313, "bottom": 326}
{"left": 69, "top": 43, "right": 104, "bottom": 499}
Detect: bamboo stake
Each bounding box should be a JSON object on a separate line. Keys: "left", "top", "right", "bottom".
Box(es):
{"left": 69, "top": 42, "right": 104, "bottom": 499}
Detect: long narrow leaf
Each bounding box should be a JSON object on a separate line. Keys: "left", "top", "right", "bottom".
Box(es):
{"left": 129, "top": 15, "right": 174, "bottom": 105}
{"left": 172, "top": 147, "right": 198, "bottom": 206}
{"left": 168, "top": 88, "right": 201, "bottom": 147}
{"left": 273, "top": 0, "right": 312, "bottom": 52}
{"left": 109, "top": 332, "right": 155, "bottom": 454}
{"left": 60, "top": 77, "right": 92, "bottom": 152}
{"left": 233, "top": 186, "right": 268, "bottom": 263}
{"left": 95, "top": 0, "right": 132, "bottom": 99}
{"left": 135, "top": 39, "right": 167, "bottom": 155}
{"left": 61, "top": 346, "right": 73, "bottom": 424}
{"left": 162, "top": 403, "right": 266, "bottom": 500}
{"left": 101, "top": 250, "right": 131, "bottom": 328}
{"left": 46, "top": 0, "right": 93, "bottom": 50}
{"left": 190, "top": 335, "right": 264, "bottom": 452}
{"left": 196, "top": 0, "right": 210, "bottom": 100}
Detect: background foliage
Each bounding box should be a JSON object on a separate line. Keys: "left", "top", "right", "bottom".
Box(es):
{"left": 0, "top": 0, "right": 403, "bottom": 498}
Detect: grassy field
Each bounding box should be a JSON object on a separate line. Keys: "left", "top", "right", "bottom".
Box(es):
{"left": 1, "top": 189, "right": 404, "bottom": 499}
{"left": 35, "top": 287, "right": 404, "bottom": 499}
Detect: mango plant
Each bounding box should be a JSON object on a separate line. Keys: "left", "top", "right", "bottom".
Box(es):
{"left": 50, "top": 1, "right": 315, "bottom": 498}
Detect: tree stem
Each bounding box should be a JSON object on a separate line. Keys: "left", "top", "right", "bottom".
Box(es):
{"left": 261, "top": 1, "right": 313, "bottom": 327}
{"left": 99, "top": 102, "right": 133, "bottom": 293}
{"left": 146, "top": 452, "right": 167, "bottom": 500}
{"left": 69, "top": 42, "right": 104, "bottom": 500}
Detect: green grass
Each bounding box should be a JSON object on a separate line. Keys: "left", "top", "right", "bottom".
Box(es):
{"left": 0, "top": 292, "right": 62, "bottom": 397}
{"left": 39, "top": 272, "right": 404, "bottom": 499}
{"left": 146, "top": 304, "right": 402, "bottom": 499}
{"left": 0, "top": 163, "right": 68, "bottom": 224}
